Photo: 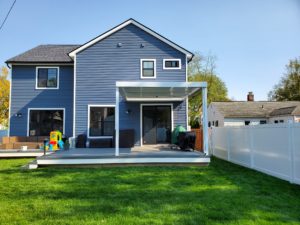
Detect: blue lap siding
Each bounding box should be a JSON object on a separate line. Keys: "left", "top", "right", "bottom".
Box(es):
{"left": 8, "top": 22, "right": 189, "bottom": 146}
{"left": 75, "top": 24, "right": 187, "bottom": 145}
{"left": 9, "top": 65, "right": 74, "bottom": 137}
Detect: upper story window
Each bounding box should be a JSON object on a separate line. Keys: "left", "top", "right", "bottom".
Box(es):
{"left": 140, "top": 59, "right": 156, "bottom": 79}
{"left": 163, "top": 59, "right": 181, "bottom": 70}
{"left": 36, "top": 67, "right": 59, "bottom": 89}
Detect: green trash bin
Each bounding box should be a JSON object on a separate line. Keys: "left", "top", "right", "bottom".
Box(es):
{"left": 172, "top": 125, "right": 186, "bottom": 144}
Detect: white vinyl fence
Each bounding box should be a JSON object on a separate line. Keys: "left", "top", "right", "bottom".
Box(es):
{"left": 211, "top": 124, "right": 300, "bottom": 185}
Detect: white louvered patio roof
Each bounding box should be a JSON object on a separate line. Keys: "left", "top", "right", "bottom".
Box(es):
{"left": 116, "top": 81, "right": 206, "bottom": 101}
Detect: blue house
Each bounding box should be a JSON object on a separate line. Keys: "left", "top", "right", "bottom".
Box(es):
{"left": 6, "top": 19, "right": 208, "bottom": 155}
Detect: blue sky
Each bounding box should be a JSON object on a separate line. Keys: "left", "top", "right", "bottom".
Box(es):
{"left": 0, "top": 0, "right": 299, "bottom": 100}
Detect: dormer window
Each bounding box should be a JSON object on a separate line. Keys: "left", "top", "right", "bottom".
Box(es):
{"left": 140, "top": 59, "right": 156, "bottom": 79}
{"left": 36, "top": 67, "right": 59, "bottom": 89}
{"left": 163, "top": 59, "right": 181, "bottom": 70}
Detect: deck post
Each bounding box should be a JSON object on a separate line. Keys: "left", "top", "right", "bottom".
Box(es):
{"left": 202, "top": 87, "right": 208, "bottom": 155}
{"left": 115, "top": 87, "right": 119, "bottom": 156}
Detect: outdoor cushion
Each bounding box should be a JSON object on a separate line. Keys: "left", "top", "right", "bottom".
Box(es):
{"left": 13, "top": 142, "right": 40, "bottom": 149}
{"left": 37, "top": 136, "right": 49, "bottom": 142}
{"left": 89, "top": 139, "right": 112, "bottom": 148}
{"left": 2, "top": 137, "right": 10, "bottom": 144}
{"left": 0, "top": 143, "right": 13, "bottom": 149}
{"left": 9, "top": 136, "right": 27, "bottom": 142}
{"left": 27, "top": 136, "right": 38, "bottom": 142}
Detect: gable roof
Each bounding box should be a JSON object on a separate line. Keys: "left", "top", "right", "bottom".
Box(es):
{"left": 210, "top": 101, "right": 300, "bottom": 118}
{"left": 269, "top": 105, "right": 300, "bottom": 117}
{"left": 6, "top": 45, "right": 80, "bottom": 64}
{"left": 68, "top": 18, "right": 194, "bottom": 60}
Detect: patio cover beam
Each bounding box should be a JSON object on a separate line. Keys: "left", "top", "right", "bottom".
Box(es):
{"left": 116, "top": 81, "right": 207, "bottom": 88}
{"left": 116, "top": 81, "right": 206, "bottom": 102}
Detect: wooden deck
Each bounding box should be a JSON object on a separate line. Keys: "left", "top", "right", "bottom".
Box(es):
{"left": 35, "top": 147, "right": 210, "bottom": 168}
{"left": 0, "top": 145, "right": 210, "bottom": 169}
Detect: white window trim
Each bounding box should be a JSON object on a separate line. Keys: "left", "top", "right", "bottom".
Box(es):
{"left": 27, "top": 108, "right": 65, "bottom": 136}
{"left": 87, "top": 104, "right": 116, "bottom": 139}
{"left": 163, "top": 59, "right": 182, "bottom": 70}
{"left": 140, "top": 59, "right": 156, "bottom": 79}
{"left": 140, "top": 103, "right": 173, "bottom": 146}
{"left": 35, "top": 66, "right": 60, "bottom": 90}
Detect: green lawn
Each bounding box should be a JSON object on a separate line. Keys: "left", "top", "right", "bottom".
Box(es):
{"left": 0, "top": 158, "right": 299, "bottom": 225}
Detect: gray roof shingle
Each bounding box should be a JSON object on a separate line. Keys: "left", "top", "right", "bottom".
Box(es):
{"left": 6, "top": 44, "right": 80, "bottom": 63}
{"left": 211, "top": 101, "right": 300, "bottom": 118}
{"left": 269, "top": 106, "right": 297, "bottom": 116}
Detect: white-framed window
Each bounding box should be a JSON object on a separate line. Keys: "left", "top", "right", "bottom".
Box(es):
{"left": 36, "top": 67, "right": 59, "bottom": 89}
{"left": 163, "top": 59, "right": 181, "bottom": 70}
{"left": 27, "top": 108, "right": 65, "bottom": 136}
{"left": 140, "top": 59, "right": 156, "bottom": 79}
{"left": 87, "top": 105, "right": 115, "bottom": 138}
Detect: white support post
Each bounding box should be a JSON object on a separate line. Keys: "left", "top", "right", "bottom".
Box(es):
{"left": 115, "top": 87, "right": 119, "bottom": 156}
{"left": 202, "top": 87, "right": 209, "bottom": 155}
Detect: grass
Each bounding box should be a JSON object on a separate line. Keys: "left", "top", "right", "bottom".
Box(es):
{"left": 0, "top": 158, "right": 299, "bottom": 225}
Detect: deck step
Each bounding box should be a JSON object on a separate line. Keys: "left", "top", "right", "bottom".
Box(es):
{"left": 37, "top": 157, "right": 210, "bottom": 166}
{"left": 21, "top": 160, "right": 38, "bottom": 170}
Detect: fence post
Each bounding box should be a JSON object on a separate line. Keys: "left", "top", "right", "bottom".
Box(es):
{"left": 249, "top": 126, "right": 254, "bottom": 169}
{"left": 288, "top": 123, "right": 295, "bottom": 184}
{"left": 226, "top": 127, "right": 231, "bottom": 161}
{"left": 210, "top": 127, "right": 214, "bottom": 156}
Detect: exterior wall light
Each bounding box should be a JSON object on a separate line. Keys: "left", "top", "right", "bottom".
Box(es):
{"left": 117, "top": 43, "right": 122, "bottom": 47}
{"left": 15, "top": 113, "right": 22, "bottom": 118}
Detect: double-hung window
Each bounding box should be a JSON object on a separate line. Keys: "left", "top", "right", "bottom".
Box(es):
{"left": 36, "top": 67, "right": 59, "bottom": 89}
{"left": 141, "top": 59, "right": 156, "bottom": 79}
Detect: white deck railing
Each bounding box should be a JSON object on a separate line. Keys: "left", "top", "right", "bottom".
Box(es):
{"left": 210, "top": 124, "right": 300, "bottom": 185}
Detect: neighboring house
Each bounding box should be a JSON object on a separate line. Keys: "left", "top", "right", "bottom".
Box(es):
{"left": 6, "top": 19, "right": 209, "bottom": 153}
{"left": 208, "top": 93, "right": 300, "bottom": 127}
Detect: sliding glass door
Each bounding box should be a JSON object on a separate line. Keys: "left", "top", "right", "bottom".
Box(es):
{"left": 29, "top": 109, "right": 64, "bottom": 136}
{"left": 142, "top": 105, "right": 171, "bottom": 144}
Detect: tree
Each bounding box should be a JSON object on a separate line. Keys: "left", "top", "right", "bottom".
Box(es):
{"left": 0, "top": 66, "right": 10, "bottom": 128}
{"left": 268, "top": 57, "right": 300, "bottom": 101}
{"left": 188, "top": 52, "right": 228, "bottom": 127}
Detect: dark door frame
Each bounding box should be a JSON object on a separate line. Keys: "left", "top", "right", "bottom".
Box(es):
{"left": 140, "top": 103, "right": 173, "bottom": 146}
